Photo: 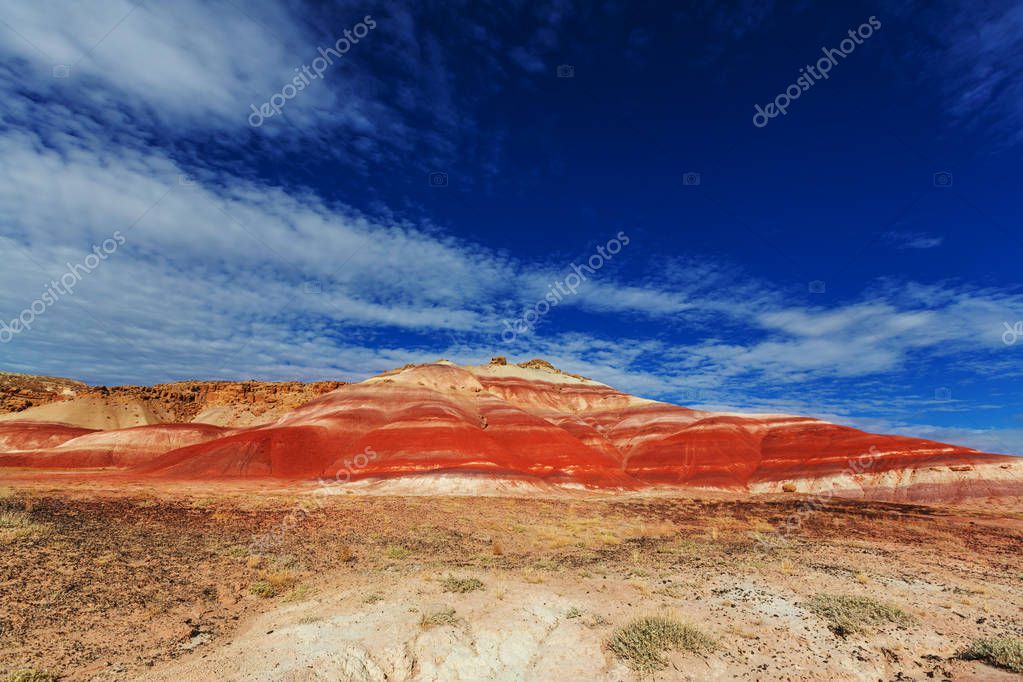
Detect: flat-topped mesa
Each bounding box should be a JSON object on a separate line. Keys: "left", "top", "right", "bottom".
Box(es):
{"left": 0, "top": 363, "right": 1020, "bottom": 501}
{"left": 0, "top": 377, "right": 347, "bottom": 428}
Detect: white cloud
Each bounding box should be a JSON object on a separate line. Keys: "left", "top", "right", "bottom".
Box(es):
{"left": 0, "top": 0, "right": 321, "bottom": 128}
{"left": 884, "top": 231, "right": 944, "bottom": 249}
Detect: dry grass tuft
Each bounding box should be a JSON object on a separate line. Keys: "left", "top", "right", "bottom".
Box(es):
{"left": 419, "top": 607, "right": 458, "bottom": 629}
{"left": 0, "top": 510, "right": 48, "bottom": 542}
{"left": 281, "top": 584, "right": 313, "bottom": 603}
{"left": 385, "top": 546, "right": 410, "bottom": 560}
{"left": 250, "top": 569, "right": 298, "bottom": 599}
{"left": 4, "top": 671, "right": 57, "bottom": 682}
{"left": 607, "top": 615, "right": 715, "bottom": 672}
{"left": 958, "top": 637, "right": 1023, "bottom": 673}
{"left": 440, "top": 575, "right": 484, "bottom": 593}
{"left": 338, "top": 544, "right": 356, "bottom": 563}
{"left": 803, "top": 594, "right": 915, "bottom": 636}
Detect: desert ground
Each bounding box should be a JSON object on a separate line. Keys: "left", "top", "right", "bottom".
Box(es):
{"left": 1, "top": 476, "right": 1021, "bottom": 681}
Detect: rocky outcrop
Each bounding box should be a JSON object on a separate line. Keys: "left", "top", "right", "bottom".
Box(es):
{"left": 0, "top": 371, "right": 88, "bottom": 413}
{"left": 0, "top": 378, "right": 346, "bottom": 428}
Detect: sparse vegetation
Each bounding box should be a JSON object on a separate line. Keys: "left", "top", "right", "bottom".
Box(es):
{"left": 0, "top": 510, "right": 48, "bottom": 541}
{"left": 4, "top": 671, "right": 57, "bottom": 682}
{"left": 440, "top": 575, "right": 484, "bottom": 593}
{"left": 419, "top": 607, "right": 459, "bottom": 629}
{"left": 282, "top": 584, "right": 312, "bottom": 603}
{"left": 958, "top": 636, "right": 1023, "bottom": 673}
{"left": 249, "top": 569, "right": 298, "bottom": 599}
{"left": 653, "top": 585, "right": 684, "bottom": 599}
{"left": 803, "top": 594, "right": 915, "bottom": 636}
{"left": 385, "top": 546, "right": 410, "bottom": 560}
{"left": 3, "top": 487, "right": 1021, "bottom": 678}
{"left": 249, "top": 581, "right": 275, "bottom": 598}
{"left": 607, "top": 615, "right": 716, "bottom": 672}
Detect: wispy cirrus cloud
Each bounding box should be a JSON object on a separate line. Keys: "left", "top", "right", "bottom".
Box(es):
{"left": 893, "top": 0, "right": 1023, "bottom": 144}
{"left": 884, "top": 231, "right": 944, "bottom": 249}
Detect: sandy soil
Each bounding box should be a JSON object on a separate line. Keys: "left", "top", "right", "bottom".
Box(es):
{"left": 1, "top": 479, "right": 1021, "bottom": 680}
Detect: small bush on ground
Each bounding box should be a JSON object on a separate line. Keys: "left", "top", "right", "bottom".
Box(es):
{"left": 607, "top": 615, "right": 715, "bottom": 672}
{"left": 803, "top": 594, "right": 915, "bottom": 636}
{"left": 440, "top": 576, "right": 484, "bottom": 593}
{"left": 5, "top": 671, "right": 57, "bottom": 682}
{"left": 250, "top": 569, "right": 298, "bottom": 598}
{"left": 959, "top": 637, "right": 1023, "bottom": 673}
{"left": 385, "top": 546, "right": 410, "bottom": 560}
{"left": 419, "top": 607, "right": 458, "bottom": 629}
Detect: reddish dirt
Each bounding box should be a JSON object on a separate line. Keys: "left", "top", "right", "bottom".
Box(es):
{"left": 1, "top": 481, "right": 1021, "bottom": 680}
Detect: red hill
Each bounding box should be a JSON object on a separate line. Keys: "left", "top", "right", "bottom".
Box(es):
{"left": 1, "top": 360, "right": 1019, "bottom": 501}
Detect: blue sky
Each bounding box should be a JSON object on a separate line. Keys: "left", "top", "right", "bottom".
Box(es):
{"left": 0, "top": 0, "right": 1021, "bottom": 454}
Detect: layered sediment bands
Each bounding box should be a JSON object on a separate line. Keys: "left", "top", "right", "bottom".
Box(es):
{"left": 0, "top": 423, "right": 229, "bottom": 469}
{"left": 0, "top": 361, "right": 1020, "bottom": 501}
{"left": 0, "top": 421, "right": 96, "bottom": 452}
